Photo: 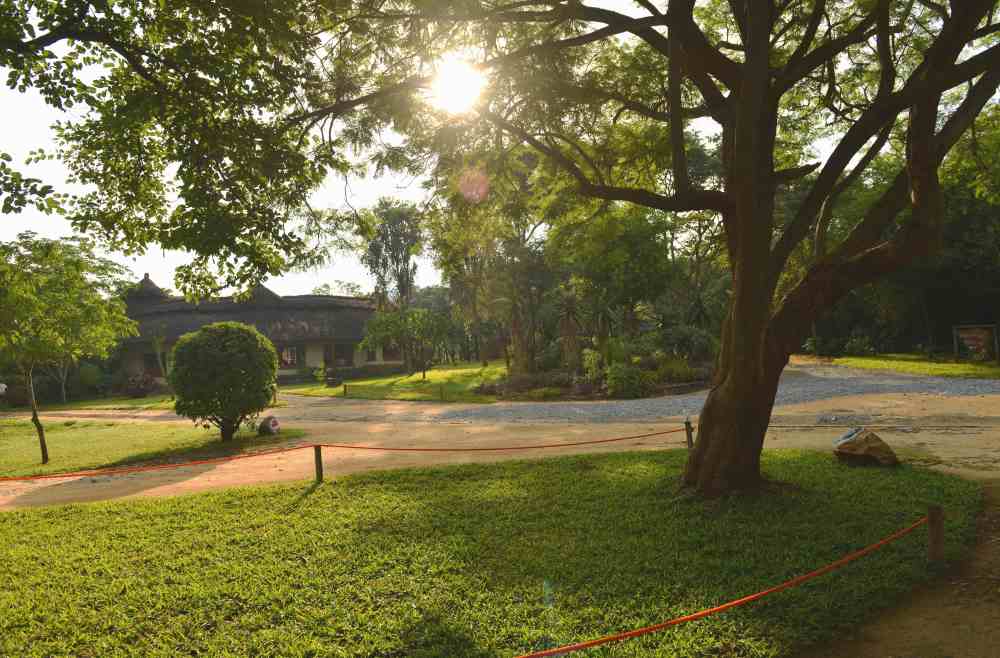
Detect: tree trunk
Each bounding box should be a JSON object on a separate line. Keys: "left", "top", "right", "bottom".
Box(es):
{"left": 220, "top": 421, "right": 237, "bottom": 442}
{"left": 58, "top": 362, "right": 68, "bottom": 404}
{"left": 26, "top": 369, "right": 49, "bottom": 464}
{"left": 683, "top": 323, "right": 787, "bottom": 496}
{"left": 509, "top": 304, "right": 533, "bottom": 375}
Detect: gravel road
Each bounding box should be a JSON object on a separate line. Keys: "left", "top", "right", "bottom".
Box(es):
{"left": 429, "top": 362, "right": 1000, "bottom": 424}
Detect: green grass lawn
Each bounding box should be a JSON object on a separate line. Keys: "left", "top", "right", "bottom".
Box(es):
{"left": 0, "top": 450, "right": 979, "bottom": 657}
{"left": 833, "top": 353, "right": 1000, "bottom": 378}
{"left": 2, "top": 393, "right": 289, "bottom": 413}
{"left": 0, "top": 419, "right": 307, "bottom": 478}
{"left": 34, "top": 393, "right": 176, "bottom": 411}
{"left": 285, "top": 361, "right": 507, "bottom": 403}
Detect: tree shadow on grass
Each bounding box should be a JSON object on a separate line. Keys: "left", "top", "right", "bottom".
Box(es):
{"left": 9, "top": 461, "right": 218, "bottom": 508}
{"left": 318, "top": 451, "right": 977, "bottom": 657}
{"left": 396, "top": 614, "right": 497, "bottom": 658}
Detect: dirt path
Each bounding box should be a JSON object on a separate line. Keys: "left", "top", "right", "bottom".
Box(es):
{"left": 5, "top": 390, "right": 1000, "bottom": 508}
{"left": 798, "top": 479, "right": 1000, "bottom": 658}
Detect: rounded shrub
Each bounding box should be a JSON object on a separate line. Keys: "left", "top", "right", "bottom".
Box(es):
{"left": 169, "top": 322, "right": 278, "bottom": 441}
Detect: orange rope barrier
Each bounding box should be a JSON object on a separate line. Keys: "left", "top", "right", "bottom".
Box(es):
{"left": 518, "top": 515, "right": 929, "bottom": 657}
{"left": 317, "top": 427, "right": 685, "bottom": 453}
{"left": 0, "top": 427, "right": 684, "bottom": 482}
{"left": 0, "top": 443, "right": 312, "bottom": 483}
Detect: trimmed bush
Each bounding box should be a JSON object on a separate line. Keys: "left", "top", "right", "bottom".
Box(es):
{"left": 169, "top": 322, "right": 278, "bottom": 441}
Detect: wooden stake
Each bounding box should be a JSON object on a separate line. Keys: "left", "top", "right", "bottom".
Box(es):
{"left": 343, "top": 383, "right": 347, "bottom": 398}
{"left": 684, "top": 418, "right": 694, "bottom": 449}
{"left": 314, "top": 445, "right": 324, "bottom": 483}
{"left": 928, "top": 504, "right": 944, "bottom": 563}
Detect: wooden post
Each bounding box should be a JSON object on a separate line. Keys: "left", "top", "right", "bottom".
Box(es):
{"left": 313, "top": 445, "right": 324, "bottom": 483}
{"left": 684, "top": 417, "right": 694, "bottom": 449}
{"left": 343, "top": 383, "right": 347, "bottom": 398}
{"left": 928, "top": 504, "right": 944, "bottom": 563}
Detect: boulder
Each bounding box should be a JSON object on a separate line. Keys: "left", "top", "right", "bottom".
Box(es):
{"left": 833, "top": 427, "right": 899, "bottom": 466}
{"left": 257, "top": 415, "right": 281, "bottom": 436}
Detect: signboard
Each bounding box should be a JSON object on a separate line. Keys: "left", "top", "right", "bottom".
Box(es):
{"left": 953, "top": 324, "right": 999, "bottom": 362}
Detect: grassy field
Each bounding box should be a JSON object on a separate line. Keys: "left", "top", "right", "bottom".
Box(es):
{"left": 285, "top": 361, "right": 507, "bottom": 403}
{"left": 833, "top": 353, "right": 1000, "bottom": 378}
{"left": 2, "top": 393, "right": 290, "bottom": 413}
{"left": 0, "top": 450, "right": 979, "bottom": 657}
{"left": 0, "top": 393, "right": 176, "bottom": 412}
{"left": 0, "top": 419, "right": 307, "bottom": 478}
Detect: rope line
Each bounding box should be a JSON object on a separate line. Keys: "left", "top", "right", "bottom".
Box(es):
{"left": 0, "top": 427, "right": 685, "bottom": 483}
{"left": 317, "top": 427, "right": 685, "bottom": 453}
{"left": 517, "top": 515, "right": 929, "bottom": 657}
{"left": 0, "top": 444, "right": 311, "bottom": 483}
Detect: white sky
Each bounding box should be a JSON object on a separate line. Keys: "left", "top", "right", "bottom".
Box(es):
{"left": 0, "top": 86, "right": 441, "bottom": 295}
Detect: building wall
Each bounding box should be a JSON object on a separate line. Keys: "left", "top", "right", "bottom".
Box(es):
{"left": 305, "top": 343, "right": 325, "bottom": 368}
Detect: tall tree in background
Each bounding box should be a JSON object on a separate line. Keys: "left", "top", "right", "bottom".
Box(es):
{"left": 359, "top": 198, "right": 424, "bottom": 310}
{"left": 0, "top": 233, "right": 136, "bottom": 463}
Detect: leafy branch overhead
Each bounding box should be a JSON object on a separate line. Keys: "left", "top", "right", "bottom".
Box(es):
{"left": 4, "top": 1, "right": 1000, "bottom": 493}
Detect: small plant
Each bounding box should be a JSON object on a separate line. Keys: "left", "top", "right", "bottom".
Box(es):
{"left": 605, "top": 363, "right": 654, "bottom": 399}
{"left": 655, "top": 357, "right": 698, "bottom": 383}
{"left": 582, "top": 348, "right": 604, "bottom": 384}
{"left": 124, "top": 373, "right": 157, "bottom": 398}
{"left": 843, "top": 334, "right": 876, "bottom": 357}
{"left": 169, "top": 322, "right": 278, "bottom": 441}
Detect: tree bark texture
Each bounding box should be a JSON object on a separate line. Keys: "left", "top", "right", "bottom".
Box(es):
{"left": 26, "top": 369, "right": 49, "bottom": 464}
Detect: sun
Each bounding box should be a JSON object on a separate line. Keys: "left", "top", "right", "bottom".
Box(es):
{"left": 427, "top": 54, "right": 487, "bottom": 114}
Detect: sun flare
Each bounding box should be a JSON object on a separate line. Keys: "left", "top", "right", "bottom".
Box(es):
{"left": 427, "top": 55, "right": 487, "bottom": 114}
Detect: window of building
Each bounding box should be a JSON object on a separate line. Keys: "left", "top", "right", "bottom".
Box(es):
{"left": 366, "top": 348, "right": 377, "bottom": 363}
{"left": 279, "top": 346, "right": 298, "bottom": 368}
{"left": 383, "top": 345, "right": 402, "bottom": 361}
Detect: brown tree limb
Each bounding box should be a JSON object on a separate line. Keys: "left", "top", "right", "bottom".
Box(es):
{"left": 481, "top": 110, "right": 730, "bottom": 213}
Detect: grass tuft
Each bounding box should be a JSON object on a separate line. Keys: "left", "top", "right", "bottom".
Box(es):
{"left": 0, "top": 450, "right": 980, "bottom": 657}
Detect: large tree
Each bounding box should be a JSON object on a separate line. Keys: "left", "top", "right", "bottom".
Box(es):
{"left": 0, "top": 233, "right": 136, "bottom": 463}
{"left": 7, "top": 1, "right": 1000, "bottom": 494}
{"left": 293, "top": 0, "right": 1000, "bottom": 495}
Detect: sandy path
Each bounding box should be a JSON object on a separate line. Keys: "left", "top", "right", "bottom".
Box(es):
{"left": 5, "top": 390, "right": 1000, "bottom": 508}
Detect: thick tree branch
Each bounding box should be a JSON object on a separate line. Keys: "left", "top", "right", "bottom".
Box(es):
{"left": 481, "top": 110, "right": 730, "bottom": 213}
{"left": 785, "top": 0, "right": 826, "bottom": 69}
{"left": 771, "top": 1, "right": 997, "bottom": 276}
{"left": 668, "top": 32, "right": 690, "bottom": 193}
{"left": 768, "top": 62, "right": 1000, "bottom": 354}
{"left": 777, "top": 13, "right": 878, "bottom": 93}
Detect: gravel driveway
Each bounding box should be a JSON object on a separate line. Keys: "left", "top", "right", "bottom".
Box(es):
{"left": 428, "top": 362, "right": 1000, "bottom": 424}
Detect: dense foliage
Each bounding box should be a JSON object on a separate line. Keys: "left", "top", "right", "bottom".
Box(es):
{"left": 169, "top": 322, "right": 278, "bottom": 441}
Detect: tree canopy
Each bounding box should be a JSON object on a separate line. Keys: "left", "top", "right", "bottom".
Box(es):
{"left": 4, "top": 0, "right": 1000, "bottom": 493}
{"left": 0, "top": 232, "right": 137, "bottom": 463}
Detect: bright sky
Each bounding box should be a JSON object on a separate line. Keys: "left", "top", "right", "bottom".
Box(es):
{"left": 0, "top": 87, "right": 440, "bottom": 296}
